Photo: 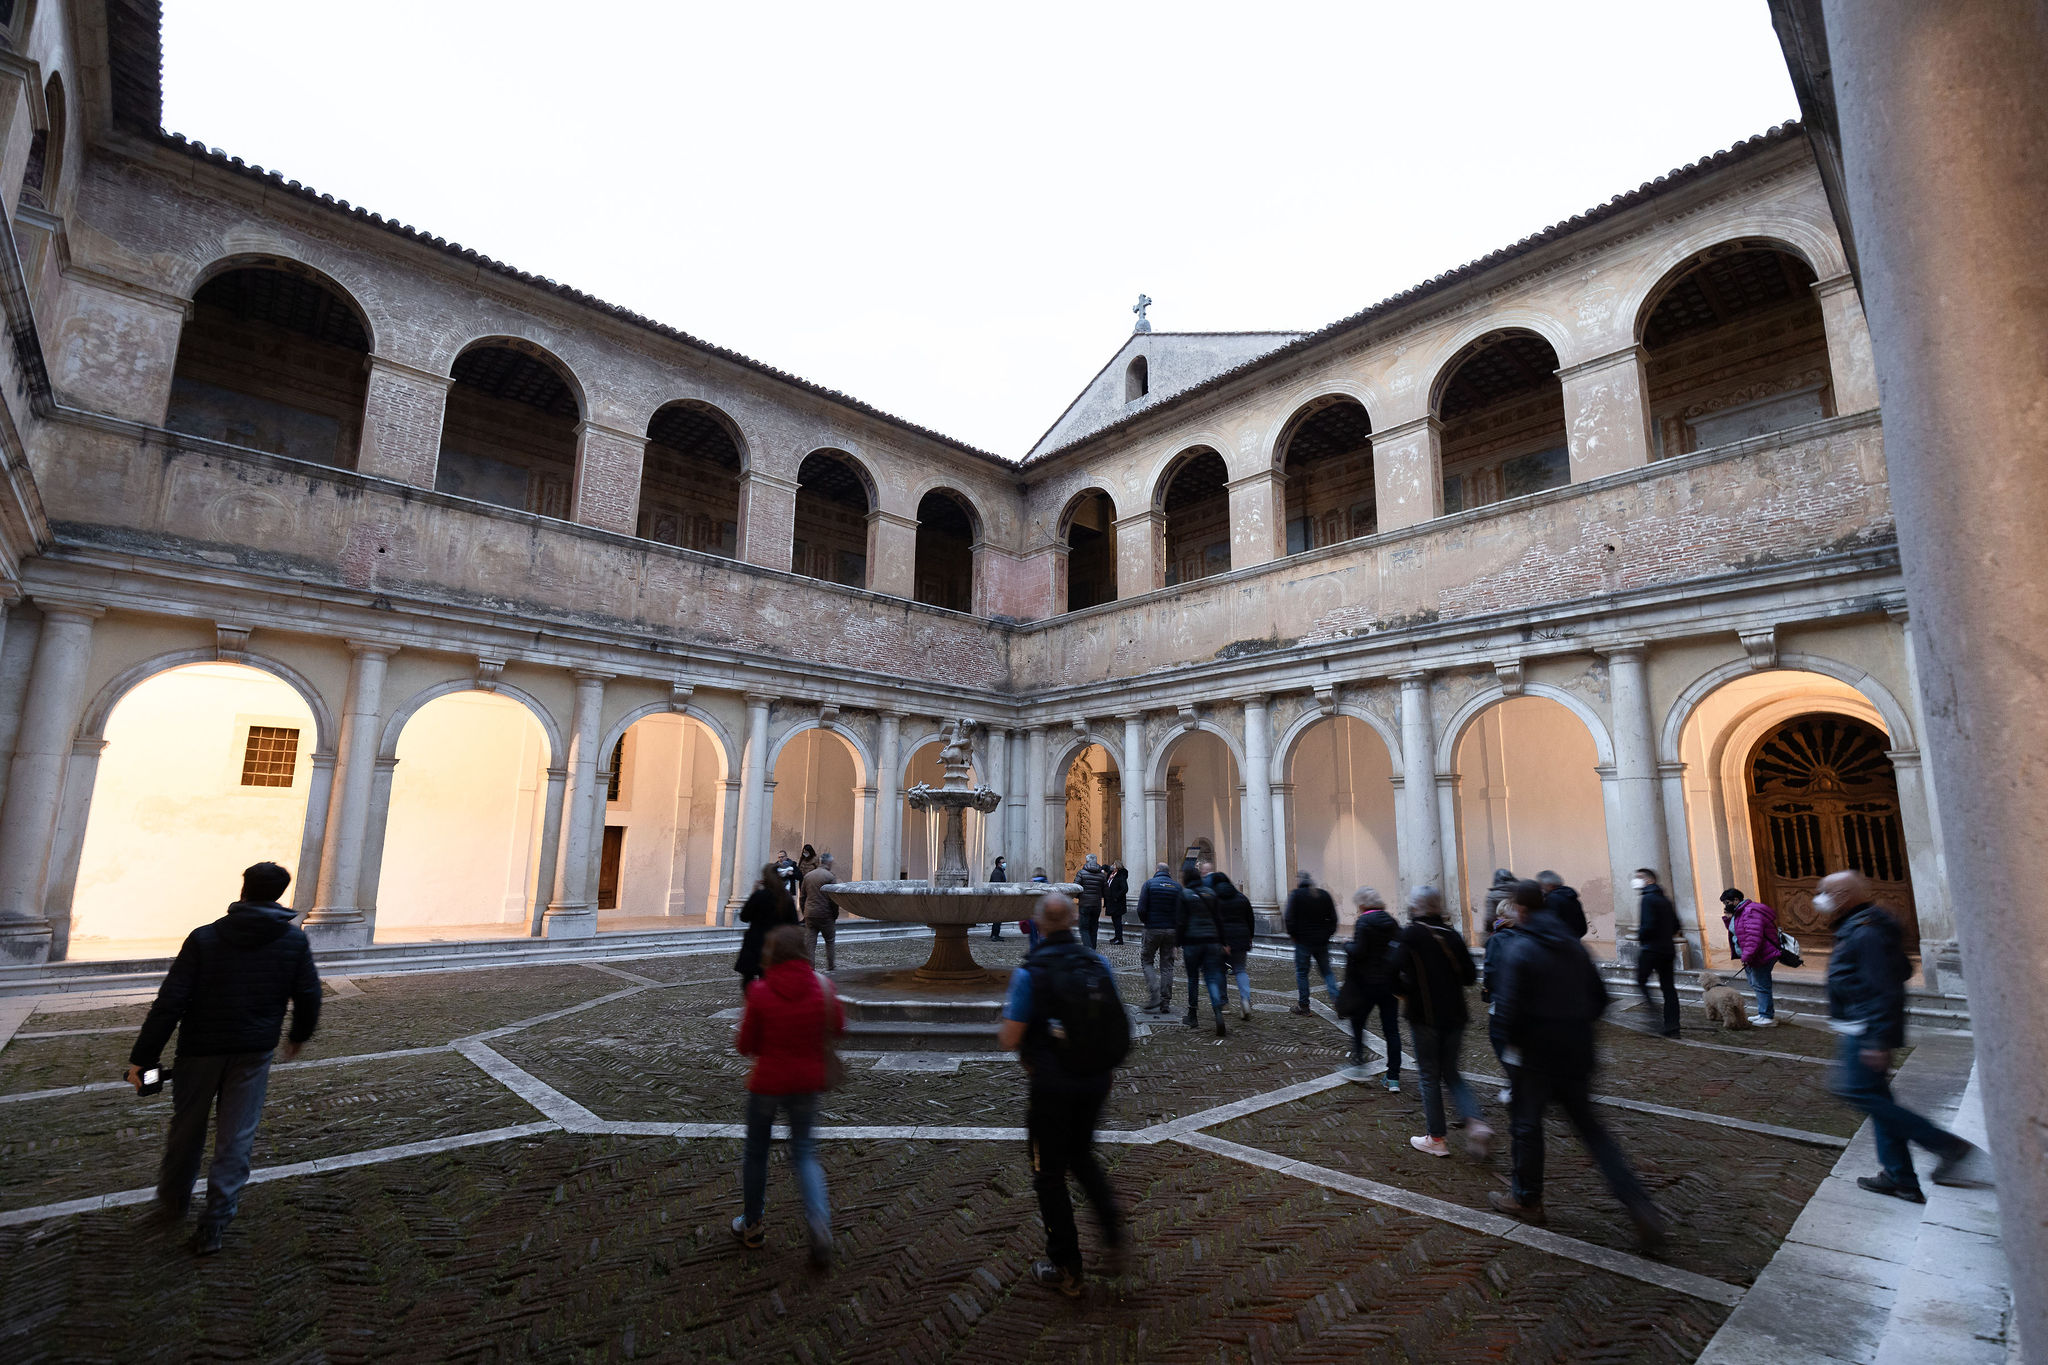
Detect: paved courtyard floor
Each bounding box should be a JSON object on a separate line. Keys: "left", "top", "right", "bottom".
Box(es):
{"left": 0, "top": 933, "right": 1936, "bottom": 1362}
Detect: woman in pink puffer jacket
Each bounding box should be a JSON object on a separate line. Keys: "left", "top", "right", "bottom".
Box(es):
{"left": 1719, "top": 888, "right": 1781, "bottom": 1025}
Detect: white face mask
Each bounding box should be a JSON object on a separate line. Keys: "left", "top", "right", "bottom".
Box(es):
{"left": 1812, "top": 892, "right": 1836, "bottom": 913}
{"left": 1631, "top": 877, "right": 1647, "bottom": 890}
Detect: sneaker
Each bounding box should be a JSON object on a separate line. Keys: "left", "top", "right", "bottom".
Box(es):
{"left": 1240, "top": 1004, "right": 1252, "bottom": 1021}
{"left": 190, "top": 1223, "right": 225, "bottom": 1256}
{"left": 729, "top": 1215, "right": 765, "bottom": 1249}
{"left": 1931, "top": 1140, "right": 1984, "bottom": 1188}
{"left": 1464, "top": 1121, "right": 1494, "bottom": 1159}
{"left": 1856, "top": 1173, "right": 1926, "bottom": 1204}
{"left": 141, "top": 1197, "right": 189, "bottom": 1230}
{"left": 1487, "top": 1191, "right": 1547, "bottom": 1225}
{"left": 1409, "top": 1135, "right": 1451, "bottom": 1158}
{"left": 1384, "top": 1076, "right": 1401, "bottom": 1094}
{"left": 1214, "top": 1018, "right": 1227, "bottom": 1038}
{"left": 1347, "top": 1049, "right": 1364, "bottom": 1067}
{"left": 1030, "top": 1259, "right": 1083, "bottom": 1297}
{"left": 1290, "top": 1003, "right": 1312, "bottom": 1016}
{"left": 1497, "top": 1087, "right": 1513, "bottom": 1104}
{"left": 1748, "top": 1015, "right": 1777, "bottom": 1027}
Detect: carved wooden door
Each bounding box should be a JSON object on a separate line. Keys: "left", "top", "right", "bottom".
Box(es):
{"left": 1747, "top": 713, "right": 1918, "bottom": 950}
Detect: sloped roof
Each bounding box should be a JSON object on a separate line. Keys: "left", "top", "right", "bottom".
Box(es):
{"left": 1026, "top": 331, "right": 1308, "bottom": 460}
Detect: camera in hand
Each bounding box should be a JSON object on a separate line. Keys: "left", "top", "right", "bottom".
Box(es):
{"left": 138, "top": 1067, "right": 165, "bottom": 1097}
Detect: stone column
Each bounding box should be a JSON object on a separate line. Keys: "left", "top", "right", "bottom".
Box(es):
{"left": 1559, "top": 345, "right": 1655, "bottom": 480}
{"left": 1371, "top": 417, "right": 1444, "bottom": 533}
{"left": 571, "top": 423, "right": 647, "bottom": 535}
{"left": 1395, "top": 673, "right": 1442, "bottom": 894}
{"left": 1656, "top": 760, "right": 1703, "bottom": 963}
{"left": 874, "top": 712, "right": 903, "bottom": 881}
{"left": 306, "top": 640, "right": 395, "bottom": 950}
{"left": 291, "top": 752, "right": 336, "bottom": 914}
{"left": 981, "top": 720, "right": 1008, "bottom": 871}
{"left": 355, "top": 757, "right": 399, "bottom": 927}
{"left": 1601, "top": 644, "right": 1668, "bottom": 946}
{"left": 1024, "top": 726, "right": 1048, "bottom": 877}
{"left": 357, "top": 356, "right": 450, "bottom": 488}
{"left": 1005, "top": 729, "right": 1028, "bottom": 871}
{"left": 1269, "top": 782, "right": 1293, "bottom": 904}
{"left": 855, "top": 784, "right": 877, "bottom": 882}
{"left": 1121, "top": 715, "right": 1147, "bottom": 870}
{"left": 40, "top": 738, "right": 107, "bottom": 961}
{"left": 543, "top": 669, "right": 610, "bottom": 939}
{"left": 1436, "top": 773, "right": 1467, "bottom": 938}
{"left": 735, "top": 470, "right": 798, "bottom": 570}
{"left": 866, "top": 509, "right": 919, "bottom": 598}
{"left": 1146, "top": 784, "right": 1168, "bottom": 871}
{"left": 1239, "top": 695, "right": 1278, "bottom": 919}
{"left": 1226, "top": 469, "right": 1287, "bottom": 570}
{"left": 1814, "top": 274, "right": 1881, "bottom": 415}
{"left": 530, "top": 766, "right": 567, "bottom": 935}
{"left": 714, "top": 777, "right": 742, "bottom": 925}
{"left": 727, "top": 694, "right": 774, "bottom": 912}
{"left": 0, "top": 602, "right": 102, "bottom": 961}
{"left": 1115, "top": 509, "right": 1165, "bottom": 597}
{"left": 1094, "top": 771, "right": 1121, "bottom": 864}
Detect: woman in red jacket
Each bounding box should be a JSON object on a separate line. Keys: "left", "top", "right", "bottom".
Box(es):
{"left": 732, "top": 924, "right": 844, "bottom": 1266}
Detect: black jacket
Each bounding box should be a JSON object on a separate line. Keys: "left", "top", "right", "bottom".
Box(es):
{"left": 1481, "top": 923, "right": 1523, "bottom": 1004}
{"left": 1075, "top": 863, "right": 1108, "bottom": 909}
{"left": 1345, "top": 908, "right": 1402, "bottom": 990}
{"left": 1636, "top": 883, "right": 1679, "bottom": 951}
{"left": 1105, "top": 868, "right": 1129, "bottom": 913}
{"left": 734, "top": 886, "right": 799, "bottom": 978}
{"left": 1284, "top": 886, "right": 1338, "bottom": 945}
{"left": 989, "top": 859, "right": 1010, "bottom": 883}
{"left": 1828, "top": 902, "right": 1911, "bottom": 1050}
{"left": 1136, "top": 872, "right": 1181, "bottom": 933}
{"left": 130, "top": 902, "right": 321, "bottom": 1068}
{"left": 1175, "top": 884, "right": 1225, "bottom": 944}
{"left": 1542, "top": 884, "right": 1589, "bottom": 939}
{"left": 1209, "top": 874, "right": 1256, "bottom": 952}
{"left": 1391, "top": 917, "right": 1475, "bottom": 1029}
{"left": 1490, "top": 910, "right": 1611, "bottom": 1059}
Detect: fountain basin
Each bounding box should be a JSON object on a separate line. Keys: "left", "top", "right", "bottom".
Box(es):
{"left": 827, "top": 880, "right": 1082, "bottom": 982}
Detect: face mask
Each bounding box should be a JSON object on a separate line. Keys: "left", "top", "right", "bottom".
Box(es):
{"left": 1813, "top": 892, "right": 1835, "bottom": 913}
{"left": 1631, "top": 878, "right": 1647, "bottom": 890}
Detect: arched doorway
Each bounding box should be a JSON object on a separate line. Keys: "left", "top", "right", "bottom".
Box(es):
{"left": 1158, "top": 730, "right": 1241, "bottom": 876}
{"left": 1059, "top": 489, "right": 1118, "bottom": 613}
{"left": 166, "top": 263, "right": 372, "bottom": 468}
{"left": 1285, "top": 716, "right": 1398, "bottom": 925}
{"left": 1452, "top": 696, "right": 1611, "bottom": 942}
{"left": 792, "top": 450, "right": 873, "bottom": 588}
{"left": 1054, "top": 741, "right": 1122, "bottom": 881}
{"left": 377, "top": 691, "right": 552, "bottom": 940}
{"left": 600, "top": 713, "right": 729, "bottom": 925}
{"left": 1157, "top": 447, "right": 1231, "bottom": 587}
{"left": 1745, "top": 713, "right": 1916, "bottom": 950}
{"left": 436, "top": 341, "right": 582, "bottom": 517}
{"left": 770, "top": 728, "right": 861, "bottom": 876}
{"left": 913, "top": 489, "right": 978, "bottom": 612}
{"left": 1280, "top": 397, "right": 1376, "bottom": 554}
{"left": 1433, "top": 330, "right": 1568, "bottom": 514}
{"left": 900, "top": 738, "right": 992, "bottom": 882}
{"left": 70, "top": 663, "right": 319, "bottom": 958}
{"left": 639, "top": 401, "right": 742, "bottom": 556}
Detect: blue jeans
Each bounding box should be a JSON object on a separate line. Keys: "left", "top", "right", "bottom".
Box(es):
{"left": 157, "top": 1051, "right": 273, "bottom": 1227}
{"left": 1411, "top": 1022, "right": 1480, "bottom": 1139}
{"left": 1182, "top": 943, "right": 1226, "bottom": 1021}
{"left": 1745, "top": 961, "right": 1776, "bottom": 1019}
{"left": 1293, "top": 941, "right": 1338, "bottom": 1007}
{"left": 741, "top": 1091, "right": 830, "bottom": 1234}
{"left": 1829, "top": 1033, "right": 1962, "bottom": 1188}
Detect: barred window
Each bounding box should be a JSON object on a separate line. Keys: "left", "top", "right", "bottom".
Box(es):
{"left": 606, "top": 736, "right": 625, "bottom": 802}
{"left": 240, "top": 725, "right": 300, "bottom": 787}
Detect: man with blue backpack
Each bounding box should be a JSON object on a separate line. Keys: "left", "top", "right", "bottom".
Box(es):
{"left": 998, "top": 891, "right": 1132, "bottom": 1297}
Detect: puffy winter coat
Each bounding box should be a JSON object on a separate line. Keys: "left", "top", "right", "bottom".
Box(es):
{"left": 1490, "top": 910, "right": 1611, "bottom": 1052}
{"left": 737, "top": 959, "right": 845, "bottom": 1094}
{"left": 1175, "top": 884, "right": 1225, "bottom": 944}
{"left": 1827, "top": 902, "right": 1911, "bottom": 1050}
{"left": 1136, "top": 872, "right": 1182, "bottom": 933}
{"left": 1210, "top": 874, "right": 1256, "bottom": 952}
{"left": 1284, "top": 886, "right": 1339, "bottom": 946}
{"left": 1075, "top": 863, "right": 1108, "bottom": 910}
{"left": 1731, "top": 900, "right": 1782, "bottom": 966}
{"left": 1543, "top": 884, "right": 1589, "bottom": 939}
{"left": 1346, "top": 908, "right": 1402, "bottom": 989}
{"left": 130, "top": 902, "right": 321, "bottom": 1067}
{"left": 1392, "top": 917, "right": 1475, "bottom": 1029}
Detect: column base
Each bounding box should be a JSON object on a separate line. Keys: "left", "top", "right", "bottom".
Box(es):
{"left": 1919, "top": 938, "right": 1964, "bottom": 994}
{"left": 543, "top": 903, "right": 598, "bottom": 939}
{"left": 0, "top": 919, "right": 54, "bottom": 965}
{"left": 302, "top": 908, "right": 373, "bottom": 951}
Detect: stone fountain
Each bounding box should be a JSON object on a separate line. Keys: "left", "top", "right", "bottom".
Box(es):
{"left": 827, "top": 718, "right": 1075, "bottom": 984}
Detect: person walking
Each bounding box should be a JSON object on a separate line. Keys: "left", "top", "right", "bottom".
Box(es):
{"left": 1535, "top": 870, "right": 1588, "bottom": 939}
{"left": 731, "top": 924, "right": 844, "bottom": 1268}
{"left": 1340, "top": 887, "right": 1403, "bottom": 1088}
{"left": 125, "top": 861, "right": 322, "bottom": 1255}
{"left": 1134, "top": 862, "right": 1181, "bottom": 1014}
{"left": 1487, "top": 881, "right": 1664, "bottom": 1248}
{"left": 988, "top": 856, "right": 1010, "bottom": 937}
{"left": 1633, "top": 868, "right": 1681, "bottom": 1038}
{"left": 736, "top": 862, "right": 801, "bottom": 991}
{"left": 1722, "top": 887, "right": 1782, "bottom": 1025}
{"left": 1391, "top": 886, "right": 1491, "bottom": 1158}
{"left": 1284, "top": 871, "right": 1340, "bottom": 1015}
{"left": 1075, "top": 854, "right": 1109, "bottom": 949}
{"left": 1105, "top": 862, "right": 1130, "bottom": 945}
{"left": 1819, "top": 870, "right": 1981, "bottom": 1202}
{"left": 1175, "top": 866, "right": 1229, "bottom": 1036}
{"left": 1483, "top": 868, "right": 1518, "bottom": 928}
{"left": 999, "top": 891, "right": 1129, "bottom": 1296}
{"left": 1481, "top": 891, "right": 1526, "bottom": 1103}
{"left": 801, "top": 852, "right": 840, "bottom": 972}
{"left": 1209, "top": 865, "right": 1258, "bottom": 1021}
{"left": 795, "top": 843, "right": 819, "bottom": 884}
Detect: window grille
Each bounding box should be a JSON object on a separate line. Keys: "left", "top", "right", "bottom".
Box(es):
{"left": 240, "top": 726, "right": 300, "bottom": 787}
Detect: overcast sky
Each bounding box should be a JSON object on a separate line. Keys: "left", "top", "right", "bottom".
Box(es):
{"left": 161, "top": 2, "right": 1799, "bottom": 457}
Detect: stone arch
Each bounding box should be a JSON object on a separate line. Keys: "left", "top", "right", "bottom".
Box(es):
{"left": 437, "top": 338, "right": 587, "bottom": 516}
{"left": 1148, "top": 721, "right": 1246, "bottom": 876}
{"left": 598, "top": 702, "right": 740, "bottom": 784}
{"left": 1279, "top": 710, "right": 1402, "bottom": 920}
{"left": 1146, "top": 718, "right": 1248, "bottom": 792}
{"left": 1420, "top": 311, "right": 1575, "bottom": 405}
{"left": 1617, "top": 220, "right": 1846, "bottom": 342}
{"left": 1153, "top": 445, "right": 1233, "bottom": 588}
{"left": 1272, "top": 704, "right": 1403, "bottom": 785}
{"left": 1426, "top": 326, "right": 1571, "bottom": 513}
{"left": 766, "top": 719, "right": 874, "bottom": 788}
{"left": 443, "top": 335, "right": 588, "bottom": 420}
{"left": 184, "top": 252, "right": 381, "bottom": 355}
{"left": 80, "top": 648, "right": 338, "bottom": 756}
{"left": 1272, "top": 392, "right": 1379, "bottom": 554}
{"left": 1141, "top": 433, "right": 1240, "bottom": 502}
{"left": 912, "top": 485, "right": 982, "bottom": 613}
{"left": 639, "top": 399, "right": 747, "bottom": 555}
{"left": 595, "top": 703, "right": 737, "bottom": 924}
{"left": 1659, "top": 651, "right": 1915, "bottom": 766}
{"left": 1055, "top": 486, "right": 1120, "bottom": 614}
{"left": 1259, "top": 379, "right": 1384, "bottom": 464}
{"left": 792, "top": 448, "right": 877, "bottom": 588}
{"left": 378, "top": 678, "right": 564, "bottom": 767}
{"left": 1437, "top": 681, "right": 1616, "bottom": 773}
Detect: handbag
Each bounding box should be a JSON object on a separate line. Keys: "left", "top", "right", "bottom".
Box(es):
{"left": 815, "top": 970, "right": 845, "bottom": 1091}
{"left": 1775, "top": 929, "right": 1804, "bottom": 970}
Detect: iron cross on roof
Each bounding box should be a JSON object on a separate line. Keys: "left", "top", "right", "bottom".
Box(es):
{"left": 1132, "top": 293, "right": 1153, "bottom": 333}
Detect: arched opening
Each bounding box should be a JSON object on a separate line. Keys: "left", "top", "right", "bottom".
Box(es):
{"left": 770, "top": 729, "right": 861, "bottom": 878}
{"left": 1675, "top": 669, "right": 1916, "bottom": 961}
{"left": 1433, "top": 330, "right": 1568, "bottom": 514}
{"left": 377, "top": 691, "right": 551, "bottom": 941}
{"left": 19, "top": 73, "right": 63, "bottom": 208}
{"left": 1639, "top": 242, "right": 1832, "bottom": 456}
{"left": 599, "top": 713, "right": 729, "bottom": 926}
{"left": 69, "top": 663, "right": 317, "bottom": 959}
{"left": 900, "top": 738, "right": 993, "bottom": 882}
{"left": 1280, "top": 396, "right": 1375, "bottom": 554}
{"left": 436, "top": 342, "right": 581, "bottom": 517}
{"left": 1054, "top": 742, "right": 1122, "bottom": 880}
{"left": 913, "top": 489, "right": 978, "bottom": 613}
{"left": 1158, "top": 447, "right": 1231, "bottom": 588}
{"left": 1285, "top": 716, "right": 1398, "bottom": 926}
{"left": 1159, "top": 730, "right": 1241, "bottom": 875}
{"left": 1125, "top": 355, "right": 1149, "bottom": 403}
{"left": 1452, "top": 696, "right": 1611, "bottom": 944}
{"left": 1059, "top": 489, "right": 1119, "bottom": 613}
{"left": 165, "top": 264, "right": 371, "bottom": 469}
{"left": 792, "top": 450, "right": 872, "bottom": 588}
{"left": 639, "top": 401, "right": 741, "bottom": 556}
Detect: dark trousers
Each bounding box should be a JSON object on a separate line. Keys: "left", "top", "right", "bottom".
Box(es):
{"left": 806, "top": 917, "right": 837, "bottom": 971}
{"left": 1349, "top": 982, "right": 1401, "bottom": 1079}
{"left": 1488, "top": 1014, "right": 1516, "bottom": 1088}
{"left": 1635, "top": 945, "right": 1679, "bottom": 1035}
{"left": 1027, "top": 1078, "right": 1119, "bottom": 1274}
{"left": 1106, "top": 906, "right": 1125, "bottom": 943}
{"left": 1830, "top": 1032, "right": 1963, "bottom": 1188}
{"left": 1079, "top": 906, "right": 1101, "bottom": 949}
{"left": 1411, "top": 1021, "right": 1480, "bottom": 1138}
{"left": 990, "top": 919, "right": 1004, "bottom": 938}
{"left": 1182, "top": 943, "right": 1226, "bottom": 1021}
{"left": 1508, "top": 1035, "right": 1651, "bottom": 1214}
{"left": 156, "top": 1051, "right": 274, "bottom": 1227}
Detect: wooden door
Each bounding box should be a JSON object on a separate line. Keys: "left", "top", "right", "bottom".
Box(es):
{"left": 598, "top": 825, "right": 624, "bottom": 911}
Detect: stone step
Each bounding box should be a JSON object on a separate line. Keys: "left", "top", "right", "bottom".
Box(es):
{"left": 839, "top": 996, "right": 1004, "bottom": 1025}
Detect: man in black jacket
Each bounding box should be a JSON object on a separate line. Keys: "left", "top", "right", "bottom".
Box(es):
{"left": 1487, "top": 881, "right": 1662, "bottom": 1248}
{"left": 1343, "top": 889, "right": 1403, "bottom": 1084}
{"left": 127, "top": 862, "right": 322, "bottom": 1254}
{"left": 1175, "top": 867, "right": 1229, "bottom": 1036}
{"left": 1074, "top": 855, "right": 1108, "bottom": 949}
{"left": 1820, "top": 871, "right": 1980, "bottom": 1202}
{"left": 1134, "top": 863, "right": 1181, "bottom": 1013}
{"left": 1284, "top": 871, "right": 1340, "bottom": 1015}
{"left": 1632, "top": 868, "right": 1681, "bottom": 1038}
{"left": 1535, "top": 871, "right": 1588, "bottom": 939}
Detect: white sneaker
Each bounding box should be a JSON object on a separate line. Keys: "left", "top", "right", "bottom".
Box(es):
{"left": 1498, "top": 1087, "right": 1512, "bottom": 1104}
{"left": 1749, "top": 1015, "right": 1777, "bottom": 1027}
{"left": 1409, "top": 1135, "right": 1451, "bottom": 1158}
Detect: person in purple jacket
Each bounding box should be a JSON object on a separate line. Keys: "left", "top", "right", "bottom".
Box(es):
{"left": 1720, "top": 888, "right": 1782, "bottom": 1026}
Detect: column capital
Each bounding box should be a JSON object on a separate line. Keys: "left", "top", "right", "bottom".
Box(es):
{"left": 30, "top": 597, "right": 107, "bottom": 621}
{"left": 867, "top": 508, "right": 919, "bottom": 531}
{"left": 1812, "top": 272, "right": 1859, "bottom": 300}
{"left": 743, "top": 691, "right": 778, "bottom": 707}
{"left": 740, "top": 468, "right": 800, "bottom": 494}
{"left": 1555, "top": 343, "right": 1647, "bottom": 381}
{"left": 342, "top": 638, "right": 398, "bottom": 659}
{"left": 1224, "top": 468, "right": 1284, "bottom": 493}
{"left": 876, "top": 708, "right": 906, "bottom": 723}
{"left": 570, "top": 668, "right": 615, "bottom": 684}
{"left": 1235, "top": 692, "right": 1272, "bottom": 710}
{"left": 366, "top": 353, "right": 455, "bottom": 389}
{"left": 1600, "top": 640, "right": 1652, "bottom": 663}
{"left": 575, "top": 419, "right": 646, "bottom": 447}
{"left": 1024, "top": 724, "right": 1047, "bottom": 737}
{"left": 1372, "top": 414, "right": 1442, "bottom": 444}
{"left": 1392, "top": 669, "right": 1432, "bottom": 687}
{"left": 1113, "top": 508, "right": 1167, "bottom": 532}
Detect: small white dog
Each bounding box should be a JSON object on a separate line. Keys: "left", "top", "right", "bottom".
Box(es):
{"left": 1699, "top": 972, "right": 1753, "bottom": 1030}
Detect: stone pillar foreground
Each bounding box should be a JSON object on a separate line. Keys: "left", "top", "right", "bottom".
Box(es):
{"left": 532, "top": 766, "right": 567, "bottom": 934}
{"left": 0, "top": 604, "right": 102, "bottom": 961}
{"left": 305, "top": 641, "right": 394, "bottom": 950}
{"left": 1559, "top": 345, "right": 1654, "bottom": 481}
{"left": 1239, "top": 695, "right": 1278, "bottom": 917}
{"left": 1823, "top": 0, "right": 2048, "bottom": 1342}
{"left": 713, "top": 777, "right": 741, "bottom": 926}
{"left": 1121, "top": 715, "right": 1147, "bottom": 871}
{"left": 1395, "top": 673, "right": 1442, "bottom": 894}
{"left": 1813, "top": 275, "right": 1881, "bottom": 415}
{"left": 979, "top": 720, "right": 1006, "bottom": 874}
{"left": 1602, "top": 644, "right": 1669, "bottom": 946}
{"left": 543, "top": 670, "right": 609, "bottom": 939}
{"left": 727, "top": 694, "right": 773, "bottom": 912}
{"left": 874, "top": 711, "right": 902, "bottom": 880}
{"left": 1024, "top": 726, "right": 1048, "bottom": 878}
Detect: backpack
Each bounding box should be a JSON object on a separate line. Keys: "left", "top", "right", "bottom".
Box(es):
{"left": 1026, "top": 943, "right": 1131, "bottom": 1078}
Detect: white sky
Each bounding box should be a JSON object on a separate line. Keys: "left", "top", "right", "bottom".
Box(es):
{"left": 161, "top": 1, "right": 1799, "bottom": 457}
